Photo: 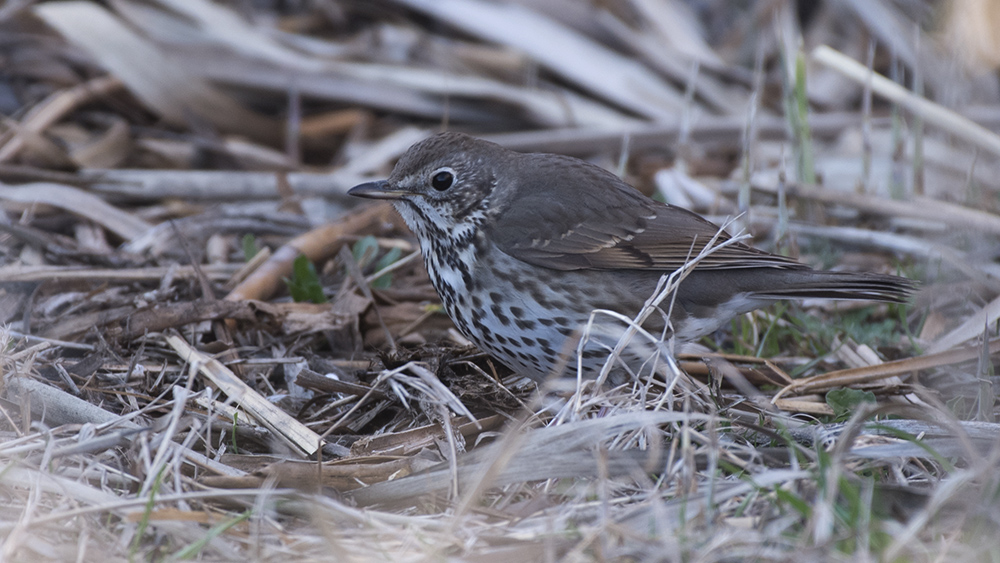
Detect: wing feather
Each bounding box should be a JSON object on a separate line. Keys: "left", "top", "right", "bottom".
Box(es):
{"left": 488, "top": 156, "right": 804, "bottom": 272}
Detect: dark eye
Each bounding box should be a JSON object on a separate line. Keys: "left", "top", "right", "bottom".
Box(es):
{"left": 431, "top": 170, "right": 454, "bottom": 191}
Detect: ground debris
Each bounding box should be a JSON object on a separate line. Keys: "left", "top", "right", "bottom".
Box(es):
{"left": 2, "top": 1, "right": 999, "bottom": 561}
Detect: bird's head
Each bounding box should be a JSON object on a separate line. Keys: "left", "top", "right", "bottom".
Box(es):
{"left": 349, "top": 132, "right": 504, "bottom": 237}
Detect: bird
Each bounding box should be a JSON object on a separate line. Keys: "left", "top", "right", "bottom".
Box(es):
{"left": 349, "top": 132, "right": 914, "bottom": 383}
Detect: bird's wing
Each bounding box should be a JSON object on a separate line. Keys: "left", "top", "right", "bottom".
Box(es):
{"left": 489, "top": 161, "right": 803, "bottom": 272}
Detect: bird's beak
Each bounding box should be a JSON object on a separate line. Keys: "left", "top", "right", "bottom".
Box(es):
{"left": 348, "top": 180, "right": 407, "bottom": 200}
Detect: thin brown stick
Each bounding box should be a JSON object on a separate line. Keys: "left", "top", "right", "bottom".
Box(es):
{"left": 225, "top": 203, "right": 403, "bottom": 302}
{"left": 0, "top": 76, "right": 123, "bottom": 163}
{"left": 775, "top": 338, "right": 1000, "bottom": 398}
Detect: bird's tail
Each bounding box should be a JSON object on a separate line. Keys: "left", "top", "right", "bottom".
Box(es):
{"left": 748, "top": 271, "right": 916, "bottom": 303}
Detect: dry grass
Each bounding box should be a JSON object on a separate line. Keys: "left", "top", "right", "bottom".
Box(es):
{"left": 2, "top": 1, "right": 1000, "bottom": 561}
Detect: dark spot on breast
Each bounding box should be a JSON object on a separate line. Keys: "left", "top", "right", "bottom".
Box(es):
{"left": 521, "top": 336, "right": 535, "bottom": 347}
{"left": 514, "top": 318, "right": 536, "bottom": 330}
{"left": 536, "top": 294, "right": 558, "bottom": 309}
{"left": 494, "top": 269, "right": 514, "bottom": 283}
{"left": 491, "top": 304, "right": 511, "bottom": 326}
{"left": 509, "top": 306, "right": 524, "bottom": 317}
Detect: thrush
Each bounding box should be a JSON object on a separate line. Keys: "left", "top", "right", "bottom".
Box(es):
{"left": 349, "top": 132, "right": 914, "bottom": 382}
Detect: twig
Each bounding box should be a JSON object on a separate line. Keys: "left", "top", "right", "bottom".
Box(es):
{"left": 812, "top": 45, "right": 1000, "bottom": 158}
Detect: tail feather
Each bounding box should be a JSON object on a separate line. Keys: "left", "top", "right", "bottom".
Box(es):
{"left": 749, "top": 272, "right": 916, "bottom": 304}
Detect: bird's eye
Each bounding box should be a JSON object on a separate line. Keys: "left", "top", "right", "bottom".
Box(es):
{"left": 431, "top": 170, "right": 454, "bottom": 191}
